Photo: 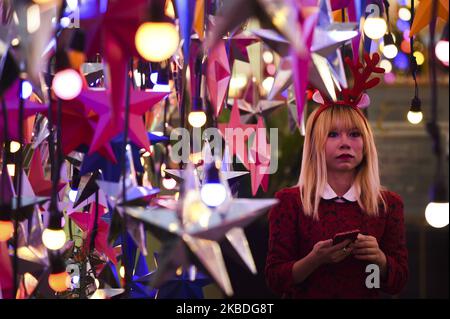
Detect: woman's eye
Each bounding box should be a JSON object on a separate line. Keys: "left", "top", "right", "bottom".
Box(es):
{"left": 328, "top": 131, "right": 338, "bottom": 137}
{"left": 350, "top": 131, "right": 361, "bottom": 137}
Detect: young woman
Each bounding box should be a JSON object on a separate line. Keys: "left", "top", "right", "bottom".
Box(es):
{"left": 265, "top": 93, "right": 408, "bottom": 298}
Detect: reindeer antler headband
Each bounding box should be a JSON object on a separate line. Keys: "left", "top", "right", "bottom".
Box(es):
{"left": 311, "top": 53, "right": 385, "bottom": 129}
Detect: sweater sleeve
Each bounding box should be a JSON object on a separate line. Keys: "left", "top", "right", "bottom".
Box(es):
{"left": 379, "top": 192, "right": 409, "bottom": 295}
{"left": 265, "top": 189, "right": 300, "bottom": 296}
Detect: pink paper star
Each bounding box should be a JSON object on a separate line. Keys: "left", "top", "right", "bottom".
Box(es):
{"left": 77, "top": 88, "right": 167, "bottom": 156}
{"left": 80, "top": 0, "right": 149, "bottom": 122}
{"left": 69, "top": 203, "right": 117, "bottom": 264}
{"left": 206, "top": 40, "right": 231, "bottom": 117}
{"left": 28, "top": 149, "right": 66, "bottom": 197}
{"left": 248, "top": 116, "right": 270, "bottom": 195}
{"left": 46, "top": 94, "right": 116, "bottom": 162}
{"left": 218, "top": 99, "right": 257, "bottom": 168}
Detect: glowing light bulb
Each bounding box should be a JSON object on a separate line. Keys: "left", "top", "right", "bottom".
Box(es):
{"left": 363, "top": 17, "right": 387, "bottom": 40}
{"left": 42, "top": 228, "right": 66, "bottom": 250}
{"left": 21, "top": 81, "right": 33, "bottom": 99}
{"left": 435, "top": 40, "right": 449, "bottom": 65}
{"left": 413, "top": 51, "right": 425, "bottom": 66}
{"left": 407, "top": 111, "right": 423, "bottom": 124}
{"left": 0, "top": 220, "right": 14, "bottom": 241}
{"left": 200, "top": 183, "right": 227, "bottom": 207}
{"left": 135, "top": 22, "right": 179, "bottom": 62}
{"left": 425, "top": 202, "right": 449, "bottom": 228}
{"left": 188, "top": 111, "right": 207, "bottom": 128}
{"left": 262, "top": 50, "right": 274, "bottom": 64}
{"left": 262, "top": 76, "right": 274, "bottom": 94}
{"left": 52, "top": 69, "right": 82, "bottom": 100}
{"left": 7, "top": 164, "right": 15, "bottom": 177}
{"left": 379, "top": 59, "right": 392, "bottom": 73}
{"left": 10, "top": 141, "right": 21, "bottom": 153}
{"left": 162, "top": 177, "right": 177, "bottom": 190}
{"left": 48, "top": 271, "right": 70, "bottom": 292}
{"left": 68, "top": 189, "right": 78, "bottom": 202}
{"left": 398, "top": 8, "right": 411, "bottom": 21}
{"left": 119, "top": 266, "right": 125, "bottom": 278}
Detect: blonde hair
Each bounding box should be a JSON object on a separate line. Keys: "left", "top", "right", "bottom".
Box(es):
{"left": 297, "top": 105, "right": 386, "bottom": 220}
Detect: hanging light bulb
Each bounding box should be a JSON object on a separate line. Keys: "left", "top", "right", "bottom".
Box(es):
{"left": 407, "top": 96, "right": 423, "bottom": 125}
{"left": 188, "top": 97, "right": 207, "bottom": 128}
{"left": 21, "top": 80, "right": 33, "bottom": 99}
{"left": 162, "top": 176, "right": 177, "bottom": 190}
{"left": 135, "top": 1, "right": 179, "bottom": 62}
{"left": 425, "top": 179, "right": 449, "bottom": 228}
{"left": 51, "top": 51, "right": 83, "bottom": 100}
{"left": 48, "top": 257, "right": 70, "bottom": 293}
{"left": 435, "top": 22, "right": 449, "bottom": 66}
{"left": 200, "top": 160, "right": 229, "bottom": 208}
{"left": 363, "top": 17, "right": 387, "bottom": 40}
{"left": 9, "top": 141, "right": 21, "bottom": 153}
{"left": 435, "top": 40, "right": 449, "bottom": 66}
{"left": 382, "top": 33, "right": 398, "bottom": 59}
{"left": 42, "top": 213, "right": 66, "bottom": 250}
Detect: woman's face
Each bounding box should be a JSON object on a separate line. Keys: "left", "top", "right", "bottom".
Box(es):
{"left": 324, "top": 122, "right": 364, "bottom": 173}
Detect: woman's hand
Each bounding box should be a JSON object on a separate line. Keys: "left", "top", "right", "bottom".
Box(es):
{"left": 352, "top": 234, "right": 387, "bottom": 275}
{"left": 311, "top": 239, "right": 354, "bottom": 266}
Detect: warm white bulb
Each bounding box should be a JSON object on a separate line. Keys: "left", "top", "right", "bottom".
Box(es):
{"left": 119, "top": 266, "right": 125, "bottom": 278}
{"left": 383, "top": 44, "right": 398, "bottom": 59}
{"left": 262, "top": 76, "right": 274, "bottom": 94}
{"left": 162, "top": 177, "right": 177, "bottom": 190}
{"left": 135, "top": 22, "right": 180, "bottom": 62}
{"left": 188, "top": 111, "right": 207, "bottom": 128}
{"left": 42, "top": 228, "right": 66, "bottom": 250}
{"left": 200, "top": 183, "right": 227, "bottom": 207}
{"left": 363, "top": 17, "right": 387, "bottom": 40}
{"left": 10, "top": 141, "right": 21, "bottom": 153}
{"left": 407, "top": 111, "right": 423, "bottom": 124}
{"left": 425, "top": 202, "right": 449, "bottom": 228}
{"left": 7, "top": 164, "right": 15, "bottom": 177}
{"left": 435, "top": 40, "right": 449, "bottom": 65}
{"left": 52, "top": 69, "right": 83, "bottom": 100}
{"left": 398, "top": 7, "right": 411, "bottom": 21}
{"left": 68, "top": 189, "right": 78, "bottom": 202}
{"left": 379, "top": 59, "right": 393, "bottom": 73}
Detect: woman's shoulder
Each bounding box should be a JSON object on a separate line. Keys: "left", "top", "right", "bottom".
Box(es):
{"left": 380, "top": 189, "right": 404, "bottom": 205}
{"left": 274, "top": 185, "right": 301, "bottom": 200}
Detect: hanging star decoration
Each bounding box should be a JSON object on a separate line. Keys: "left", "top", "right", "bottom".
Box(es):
{"left": 122, "top": 163, "right": 278, "bottom": 296}
{"left": 69, "top": 202, "right": 118, "bottom": 265}
{"left": 409, "top": 0, "right": 449, "bottom": 36}
{"left": 77, "top": 87, "right": 167, "bottom": 157}
{"left": 218, "top": 99, "right": 257, "bottom": 168}
{"left": 247, "top": 116, "right": 271, "bottom": 195}
{"left": 206, "top": 0, "right": 306, "bottom": 57}
{"left": 46, "top": 90, "right": 115, "bottom": 162}
{"left": 28, "top": 148, "right": 66, "bottom": 197}
{"left": 135, "top": 253, "right": 211, "bottom": 299}
{"left": 79, "top": 0, "right": 149, "bottom": 121}
{"left": 7, "top": 0, "right": 60, "bottom": 100}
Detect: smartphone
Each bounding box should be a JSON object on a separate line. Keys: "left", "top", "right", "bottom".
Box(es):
{"left": 332, "top": 229, "right": 360, "bottom": 245}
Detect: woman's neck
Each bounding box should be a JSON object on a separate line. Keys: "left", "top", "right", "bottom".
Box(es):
{"left": 327, "top": 170, "right": 355, "bottom": 197}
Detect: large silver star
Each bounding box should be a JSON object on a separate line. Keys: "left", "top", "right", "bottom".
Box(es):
{"left": 122, "top": 197, "right": 278, "bottom": 296}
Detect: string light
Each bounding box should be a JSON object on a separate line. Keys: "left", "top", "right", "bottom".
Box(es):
{"left": 363, "top": 17, "right": 387, "bottom": 40}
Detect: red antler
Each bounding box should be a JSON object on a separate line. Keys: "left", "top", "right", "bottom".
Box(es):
{"left": 342, "top": 53, "right": 385, "bottom": 106}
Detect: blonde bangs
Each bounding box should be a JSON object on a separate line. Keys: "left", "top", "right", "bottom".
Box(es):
{"left": 298, "top": 105, "right": 386, "bottom": 219}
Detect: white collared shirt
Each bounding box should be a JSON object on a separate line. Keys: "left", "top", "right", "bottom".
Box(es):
{"left": 322, "top": 183, "right": 358, "bottom": 203}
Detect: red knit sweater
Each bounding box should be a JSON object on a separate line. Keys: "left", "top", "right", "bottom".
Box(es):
{"left": 265, "top": 186, "right": 408, "bottom": 298}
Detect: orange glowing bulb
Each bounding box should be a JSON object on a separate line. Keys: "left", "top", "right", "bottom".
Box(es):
{"left": 48, "top": 271, "right": 70, "bottom": 292}
{"left": 0, "top": 220, "right": 14, "bottom": 241}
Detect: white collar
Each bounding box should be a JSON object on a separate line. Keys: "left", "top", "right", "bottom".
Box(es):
{"left": 322, "top": 183, "right": 358, "bottom": 202}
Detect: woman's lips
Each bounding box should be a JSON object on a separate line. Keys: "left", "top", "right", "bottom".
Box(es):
{"left": 336, "top": 154, "right": 354, "bottom": 160}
